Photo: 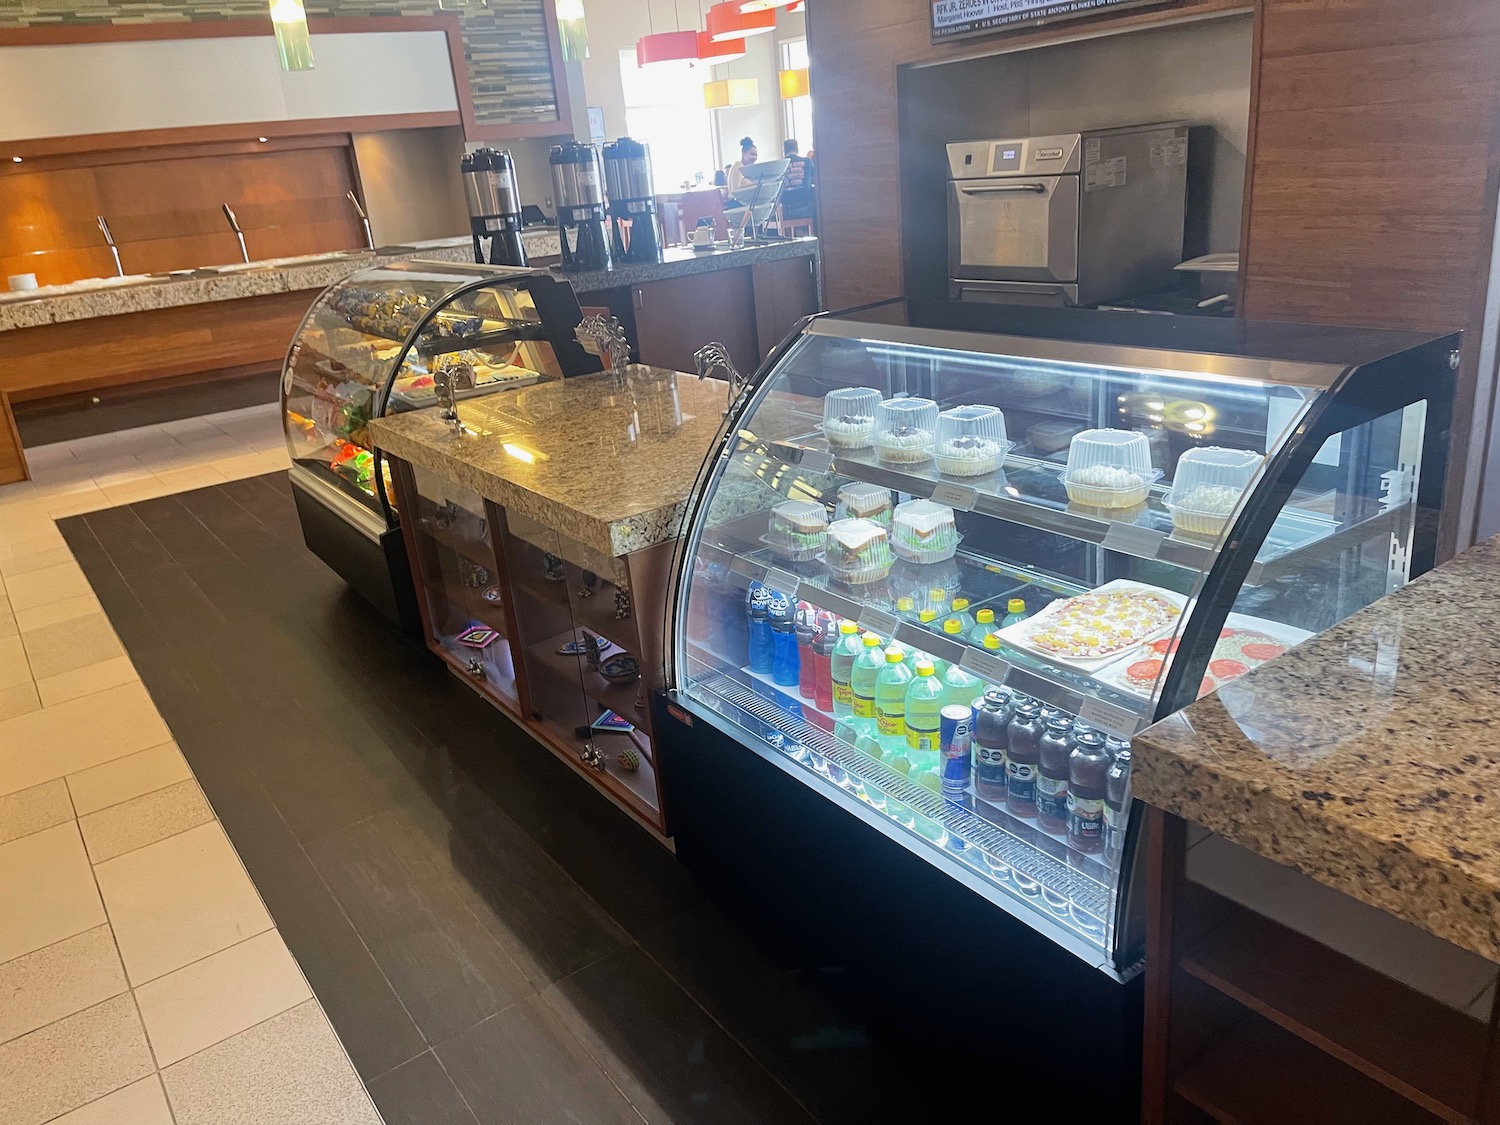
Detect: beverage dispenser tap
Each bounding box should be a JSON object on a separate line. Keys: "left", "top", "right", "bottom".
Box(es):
{"left": 346, "top": 191, "right": 375, "bottom": 251}
{"left": 95, "top": 215, "right": 124, "bottom": 278}
{"left": 221, "top": 203, "right": 250, "bottom": 264}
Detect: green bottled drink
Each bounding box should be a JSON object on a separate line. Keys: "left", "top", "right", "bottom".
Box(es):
{"left": 904, "top": 660, "right": 946, "bottom": 784}
{"left": 1001, "top": 597, "right": 1030, "bottom": 629}
{"left": 941, "top": 658, "right": 984, "bottom": 716}
{"left": 969, "top": 607, "right": 997, "bottom": 646}
{"left": 850, "top": 633, "right": 886, "bottom": 731}
{"left": 830, "top": 620, "right": 863, "bottom": 719}
{"left": 874, "top": 649, "right": 913, "bottom": 754}
{"left": 948, "top": 597, "right": 976, "bottom": 636}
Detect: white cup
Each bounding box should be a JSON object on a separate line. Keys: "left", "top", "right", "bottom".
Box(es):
{"left": 690, "top": 227, "right": 712, "bottom": 247}
{"left": 7, "top": 273, "right": 38, "bottom": 292}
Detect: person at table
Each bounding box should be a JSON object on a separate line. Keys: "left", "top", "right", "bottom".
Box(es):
{"left": 780, "top": 138, "right": 817, "bottom": 224}
{"left": 727, "top": 137, "right": 758, "bottom": 196}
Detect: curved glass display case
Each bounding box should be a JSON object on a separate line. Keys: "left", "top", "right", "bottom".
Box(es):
{"left": 661, "top": 306, "right": 1455, "bottom": 976}
{"left": 280, "top": 261, "right": 598, "bottom": 629}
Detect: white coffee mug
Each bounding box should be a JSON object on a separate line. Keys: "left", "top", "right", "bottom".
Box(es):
{"left": 7, "top": 273, "right": 38, "bottom": 292}
{"left": 690, "top": 227, "right": 712, "bottom": 247}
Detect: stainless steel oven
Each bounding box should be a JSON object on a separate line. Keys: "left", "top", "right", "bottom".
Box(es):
{"left": 947, "top": 124, "right": 1188, "bottom": 306}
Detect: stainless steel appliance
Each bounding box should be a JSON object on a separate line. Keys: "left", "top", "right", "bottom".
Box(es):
{"left": 549, "top": 141, "right": 611, "bottom": 273}
{"left": 461, "top": 148, "right": 527, "bottom": 267}
{"left": 947, "top": 124, "right": 1188, "bottom": 306}
{"left": 602, "top": 137, "right": 662, "bottom": 265}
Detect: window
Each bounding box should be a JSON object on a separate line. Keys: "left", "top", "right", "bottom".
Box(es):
{"left": 780, "top": 37, "right": 813, "bottom": 155}
{"left": 618, "top": 50, "right": 719, "bottom": 191}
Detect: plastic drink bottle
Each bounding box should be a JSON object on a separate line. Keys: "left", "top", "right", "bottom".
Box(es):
{"left": 850, "top": 634, "right": 886, "bottom": 730}
{"left": 1000, "top": 597, "right": 1029, "bottom": 629}
{"left": 1067, "top": 729, "right": 1112, "bottom": 854}
{"left": 874, "top": 649, "right": 913, "bottom": 754}
{"left": 917, "top": 608, "right": 940, "bottom": 634}
{"left": 896, "top": 596, "right": 919, "bottom": 622}
{"left": 948, "top": 597, "right": 976, "bottom": 635}
{"left": 769, "top": 592, "right": 799, "bottom": 688}
{"left": 926, "top": 587, "right": 949, "bottom": 623}
{"left": 830, "top": 621, "right": 862, "bottom": 719}
{"left": 1104, "top": 747, "right": 1133, "bottom": 864}
{"left": 972, "top": 687, "right": 1014, "bottom": 802}
{"left": 1005, "top": 698, "right": 1044, "bottom": 817}
{"left": 813, "top": 623, "right": 835, "bottom": 712}
{"left": 1036, "top": 715, "right": 1075, "bottom": 834}
{"left": 940, "top": 657, "right": 982, "bottom": 714}
{"left": 969, "top": 608, "right": 996, "bottom": 645}
{"left": 794, "top": 603, "right": 820, "bottom": 700}
{"left": 904, "top": 659, "right": 945, "bottom": 765}
{"left": 746, "top": 582, "right": 774, "bottom": 674}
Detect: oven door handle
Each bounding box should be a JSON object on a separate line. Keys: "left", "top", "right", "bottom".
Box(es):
{"left": 958, "top": 183, "right": 1048, "bottom": 194}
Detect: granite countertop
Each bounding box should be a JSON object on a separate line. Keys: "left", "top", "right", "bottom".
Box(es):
{"left": 0, "top": 231, "right": 560, "bottom": 333}
{"left": 367, "top": 366, "right": 734, "bottom": 558}
{"left": 555, "top": 237, "right": 817, "bottom": 295}
{"left": 1133, "top": 535, "right": 1500, "bottom": 963}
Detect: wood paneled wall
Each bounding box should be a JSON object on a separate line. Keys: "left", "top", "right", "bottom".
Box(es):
{"left": 1, "top": 140, "right": 366, "bottom": 287}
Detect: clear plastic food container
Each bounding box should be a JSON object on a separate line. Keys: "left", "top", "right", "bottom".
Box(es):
{"left": 890, "top": 499, "right": 960, "bottom": 563}
{"left": 821, "top": 387, "right": 883, "bottom": 450}
{"left": 823, "top": 518, "right": 894, "bottom": 584}
{"left": 1028, "top": 419, "right": 1083, "bottom": 454}
{"left": 872, "top": 398, "right": 938, "bottom": 465}
{"left": 934, "top": 405, "right": 1012, "bottom": 477}
{"left": 1167, "top": 446, "right": 1264, "bottom": 535}
{"left": 834, "top": 481, "right": 893, "bottom": 526}
{"left": 1062, "top": 429, "right": 1159, "bottom": 508}
{"left": 764, "top": 499, "right": 828, "bottom": 561}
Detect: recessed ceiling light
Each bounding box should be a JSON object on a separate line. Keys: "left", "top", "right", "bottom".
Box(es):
{"left": 257, "top": 136, "right": 269, "bottom": 143}
{"left": 10, "top": 156, "right": 21, "bottom": 163}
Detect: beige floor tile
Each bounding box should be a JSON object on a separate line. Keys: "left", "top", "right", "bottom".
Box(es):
{"left": 153, "top": 464, "right": 229, "bottom": 494}
{"left": 0, "top": 604, "right": 17, "bottom": 640}
{"left": 136, "top": 930, "right": 311, "bottom": 1067}
{"left": 0, "top": 682, "right": 172, "bottom": 797}
{"left": 5, "top": 562, "right": 94, "bottom": 612}
{"left": 94, "top": 821, "right": 273, "bottom": 986}
{"left": 0, "top": 632, "right": 31, "bottom": 689}
{"left": 2, "top": 528, "right": 68, "bottom": 559}
{"left": 66, "top": 743, "right": 191, "bottom": 817}
{"left": 0, "top": 680, "right": 41, "bottom": 722}
{"left": 46, "top": 1075, "right": 174, "bottom": 1125}
{"left": 0, "top": 822, "right": 105, "bottom": 965}
{"left": 212, "top": 452, "right": 275, "bottom": 481}
{"left": 0, "top": 545, "right": 74, "bottom": 578}
{"left": 35, "top": 654, "right": 139, "bottom": 707}
{"left": 0, "top": 993, "right": 154, "bottom": 1125}
{"left": 0, "top": 778, "right": 74, "bottom": 846}
{"left": 21, "top": 612, "right": 125, "bottom": 681}
{"left": 0, "top": 925, "right": 127, "bottom": 1043}
{"left": 15, "top": 594, "right": 103, "bottom": 633}
{"left": 99, "top": 478, "right": 173, "bottom": 508}
{"left": 43, "top": 491, "right": 111, "bottom": 519}
{"left": 162, "top": 1000, "right": 379, "bottom": 1125}
{"left": 0, "top": 514, "right": 62, "bottom": 555}
{"left": 80, "top": 779, "right": 214, "bottom": 864}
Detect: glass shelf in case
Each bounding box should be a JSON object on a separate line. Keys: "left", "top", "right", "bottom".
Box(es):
{"left": 667, "top": 306, "right": 1456, "bottom": 975}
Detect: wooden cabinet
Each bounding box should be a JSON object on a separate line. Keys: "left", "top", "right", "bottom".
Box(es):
{"left": 629, "top": 268, "right": 759, "bottom": 377}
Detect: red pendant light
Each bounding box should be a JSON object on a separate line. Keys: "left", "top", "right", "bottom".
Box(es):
{"left": 706, "top": 1, "right": 774, "bottom": 41}
{"left": 636, "top": 28, "right": 699, "bottom": 66}
{"left": 737, "top": 0, "right": 798, "bottom": 10}
{"left": 696, "top": 29, "right": 746, "bottom": 64}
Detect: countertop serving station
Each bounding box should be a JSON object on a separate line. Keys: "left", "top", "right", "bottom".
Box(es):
{"left": 1135, "top": 535, "right": 1500, "bottom": 1125}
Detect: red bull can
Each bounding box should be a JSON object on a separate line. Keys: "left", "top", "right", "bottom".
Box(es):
{"left": 940, "top": 705, "right": 972, "bottom": 796}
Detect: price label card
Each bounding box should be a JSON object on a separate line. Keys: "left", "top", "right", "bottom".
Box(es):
{"left": 929, "top": 481, "right": 978, "bottom": 511}
{"left": 1101, "top": 521, "right": 1166, "bottom": 559}
{"left": 857, "top": 606, "right": 901, "bottom": 641}
{"left": 763, "top": 567, "right": 802, "bottom": 598}
{"left": 959, "top": 647, "right": 1011, "bottom": 685}
{"left": 1079, "top": 697, "right": 1142, "bottom": 740}
{"left": 729, "top": 556, "right": 767, "bottom": 582}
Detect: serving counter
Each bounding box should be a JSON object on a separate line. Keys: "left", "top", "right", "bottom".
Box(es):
{"left": 1133, "top": 536, "right": 1500, "bottom": 1123}
{"left": 365, "top": 365, "right": 738, "bottom": 837}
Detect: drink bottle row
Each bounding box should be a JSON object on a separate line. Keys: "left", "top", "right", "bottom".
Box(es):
{"left": 742, "top": 581, "right": 1133, "bottom": 865}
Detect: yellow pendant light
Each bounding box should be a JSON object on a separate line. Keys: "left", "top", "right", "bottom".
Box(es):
{"left": 707, "top": 1, "right": 775, "bottom": 41}
{"left": 269, "top": 0, "right": 314, "bottom": 71}
{"left": 778, "top": 67, "right": 809, "bottom": 99}
{"left": 703, "top": 77, "right": 760, "bottom": 109}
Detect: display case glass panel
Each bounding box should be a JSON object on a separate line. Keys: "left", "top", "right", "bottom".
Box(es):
{"left": 670, "top": 313, "right": 1449, "bottom": 973}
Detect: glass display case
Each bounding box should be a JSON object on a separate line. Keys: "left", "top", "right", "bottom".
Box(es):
{"left": 662, "top": 306, "right": 1456, "bottom": 977}
{"left": 280, "top": 261, "right": 598, "bottom": 629}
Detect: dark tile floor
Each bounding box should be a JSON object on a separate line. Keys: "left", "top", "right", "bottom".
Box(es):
{"left": 60, "top": 474, "right": 931, "bottom": 1125}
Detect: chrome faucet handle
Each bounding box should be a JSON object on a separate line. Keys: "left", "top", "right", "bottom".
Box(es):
{"left": 575, "top": 313, "right": 631, "bottom": 380}
{"left": 433, "top": 362, "right": 476, "bottom": 433}
{"left": 693, "top": 342, "right": 750, "bottom": 416}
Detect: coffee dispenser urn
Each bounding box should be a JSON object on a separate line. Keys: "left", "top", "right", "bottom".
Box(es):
{"left": 461, "top": 148, "right": 527, "bottom": 267}
{"left": 602, "top": 137, "right": 662, "bottom": 265}
{"left": 549, "top": 141, "right": 611, "bottom": 273}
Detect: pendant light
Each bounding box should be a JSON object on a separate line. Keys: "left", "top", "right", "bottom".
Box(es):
{"left": 778, "top": 67, "right": 809, "bottom": 99}
{"left": 637, "top": 0, "right": 698, "bottom": 67}
{"left": 695, "top": 0, "right": 745, "bottom": 66}
{"left": 706, "top": 1, "right": 775, "bottom": 41}
{"left": 269, "top": 0, "right": 314, "bottom": 71}
{"left": 556, "top": 0, "right": 588, "bottom": 62}
{"left": 737, "top": 0, "right": 799, "bottom": 10}
{"left": 703, "top": 78, "right": 759, "bottom": 108}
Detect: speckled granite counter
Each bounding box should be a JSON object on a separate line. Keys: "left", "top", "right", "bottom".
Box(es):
{"left": 558, "top": 238, "right": 818, "bottom": 295}
{"left": 1133, "top": 535, "right": 1500, "bottom": 963}
{"left": 0, "top": 231, "right": 560, "bottom": 332}
{"left": 368, "top": 366, "right": 734, "bottom": 559}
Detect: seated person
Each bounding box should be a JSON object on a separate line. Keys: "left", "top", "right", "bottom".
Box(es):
{"left": 779, "top": 139, "right": 817, "bottom": 222}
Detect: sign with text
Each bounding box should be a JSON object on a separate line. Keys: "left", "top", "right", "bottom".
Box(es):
{"left": 931, "top": 0, "right": 1169, "bottom": 43}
